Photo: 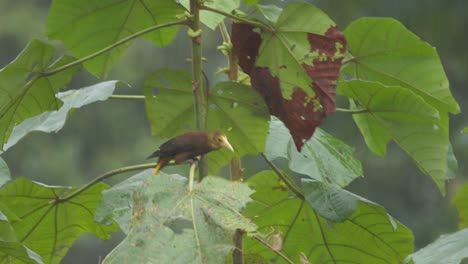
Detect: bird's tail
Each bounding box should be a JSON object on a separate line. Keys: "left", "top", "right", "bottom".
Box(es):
{"left": 147, "top": 150, "right": 160, "bottom": 159}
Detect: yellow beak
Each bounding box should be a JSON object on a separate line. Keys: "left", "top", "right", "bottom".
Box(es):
{"left": 221, "top": 136, "right": 234, "bottom": 152}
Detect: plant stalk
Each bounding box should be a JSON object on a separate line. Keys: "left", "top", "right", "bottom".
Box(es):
{"left": 190, "top": 0, "right": 209, "bottom": 178}
{"left": 57, "top": 163, "right": 157, "bottom": 203}
{"left": 42, "top": 20, "right": 188, "bottom": 77}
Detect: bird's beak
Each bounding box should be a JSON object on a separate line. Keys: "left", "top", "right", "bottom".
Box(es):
{"left": 221, "top": 136, "right": 234, "bottom": 152}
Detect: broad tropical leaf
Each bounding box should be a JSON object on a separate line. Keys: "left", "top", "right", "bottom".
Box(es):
{"left": 0, "top": 178, "right": 117, "bottom": 264}
{"left": 3, "top": 81, "right": 122, "bottom": 151}
{"left": 343, "top": 17, "right": 459, "bottom": 114}
{"left": 232, "top": 2, "right": 346, "bottom": 150}
{"left": 100, "top": 170, "right": 256, "bottom": 264}
{"left": 0, "top": 211, "right": 43, "bottom": 264}
{"left": 407, "top": 229, "right": 468, "bottom": 264}
{"left": 0, "top": 40, "right": 80, "bottom": 150}
{"left": 47, "top": 0, "right": 184, "bottom": 75}
{"left": 452, "top": 183, "right": 468, "bottom": 228}
{"left": 244, "top": 171, "right": 414, "bottom": 264}
{"left": 265, "top": 117, "right": 362, "bottom": 187}
{"left": 144, "top": 69, "right": 269, "bottom": 174}
{"left": 338, "top": 80, "right": 449, "bottom": 193}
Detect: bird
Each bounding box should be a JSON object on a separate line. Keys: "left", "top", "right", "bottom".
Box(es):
{"left": 147, "top": 130, "right": 234, "bottom": 175}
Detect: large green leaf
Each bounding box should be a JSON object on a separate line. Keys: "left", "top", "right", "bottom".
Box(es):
{"left": 338, "top": 80, "right": 449, "bottom": 193}
{"left": 0, "top": 158, "right": 9, "bottom": 187}
{"left": 244, "top": 171, "right": 414, "bottom": 264}
{"left": 0, "top": 40, "right": 81, "bottom": 150}
{"left": 0, "top": 211, "right": 43, "bottom": 264}
{"left": 407, "top": 229, "right": 468, "bottom": 264}
{"left": 452, "top": 183, "right": 468, "bottom": 228}
{"left": 179, "top": 0, "right": 240, "bottom": 30}
{"left": 266, "top": 117, "right": 362, "bottom": 187}
{"left": 343, "top": 17, "right": 459, "bottom": 114}
{"left": 0, "top": 178, "right": 117, "bottom": 264}
{"left": 47, "top": 0, "right": 184, "bottom": 76}
{"left": 100, "top": 170, "right": 256, "bottom": 263}
{"left": 3, "top": 81, "right": 122, "bottom": 151}
{"left": 144, "top": 68, "right": 269, "bottom": 174}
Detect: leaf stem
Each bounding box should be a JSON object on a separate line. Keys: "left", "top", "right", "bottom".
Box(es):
{"left": 57, "top": 163, "right": 156, "bottom": 203}
{"left": 200, "top": 5, "right": 272, "bottom": 32}
{"left": 252, "top": 235, "right": 295, "bottom": 264}
{"left": 335, "top": 107, "right": 367, "bottom": 114}
{"left": 110, "top": 95, "right": 145, "bottom": 100}
{"left": 189, "top": 161, "right": 197, "bottom": 191}
{"left": 42, "top": 20, "right": 189, "bottom": 77}
{"left": 261, "top": 153, "right": 305, "bottom": 199}
{"left": 190, "top": 0, "right": 208, "bottom": 178}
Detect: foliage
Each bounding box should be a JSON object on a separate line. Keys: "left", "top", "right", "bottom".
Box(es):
{"left": 0, "top": 0, "right": 464, "bottom": 264}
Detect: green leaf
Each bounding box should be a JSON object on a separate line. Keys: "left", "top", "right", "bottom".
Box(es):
{"left": 0, "top": 211, "right": 44, "bottom": 264}
{"left": 257, "top": 4, "right": 282, "bottom": 23}
{"left": 256, "top": 2, "right": 342, "bottom": 99}
{"left": 3, "top": 81, "right": 122, "bottom": 151}
{"left": 47, "top": 0, "right": 184, "bottom": 76}
{"left": 244, "top": 171, "right": 414, "bottom": 264}
{"left": 343, "top": 17, "right": 460, "bottom": 114}
{"left": 452, "top": 183, "right": 468, "bottom": 228}
{"left": 101, "top": 170, "right": 256, "bottom": 263}
{"left": 302, "top": 179, "right": 368, "bottom": 222}
{"left": 179, "top": 0, "right": 240, "bottom": 30}
{"left": 338, "top": 80, "right": 449, "bottom": 193}
{"left": 0, "top": 158, "right": 10, "bottom": 187}
{"left": 0, "top": 40, "right": 81, "bottom": 150}
{"left": 463, "top": 127, "right": 468, "bottom": 133}
{"left": 96, "top": 170, "right": 149, "bottom": 234}
{"left": 0, "top": 178, "right": 117, "bottom": 264}
{"left": 407, "top": 228, "right": 468, "bottom": 264}
{"left": 265, "top": 117, "right": 362, "bottom": 187}
{"left": 144, "top": 69, "right": 269, "bottom": 174}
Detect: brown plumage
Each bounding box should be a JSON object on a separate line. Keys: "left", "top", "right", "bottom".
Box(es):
{"left": 147, "top": 131, "right": 234, "bottom": 175}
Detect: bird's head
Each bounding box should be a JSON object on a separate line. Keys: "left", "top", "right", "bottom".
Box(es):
{"left": 210, "top": 131, "right": 234, "bottom": 152}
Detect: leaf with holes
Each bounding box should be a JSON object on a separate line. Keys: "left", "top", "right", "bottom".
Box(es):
{"left": 407, "top": 229, "right": 468, "bottom": 264}
{"left": 0, "top": 40, "right": 81, "bottom": 150}
{"left": 343, "top": 17, "right": 459, "bottom": 114}
{"left": 144, "top": 68, "right": 269, "bottom": 174}
{"left": 0, "top": 178, "right": 117, "bottom": 264}
{"left": 3, "top": 80, "right": 122, "bottom": 151}
{"left": 244, "top": 171, "right": 414, "bottom": 264}
{"left": 47, "top": 0, "right": 184, "bottom": 76}
{"left": 101, "top": 171, "right": 256, "bottom": 264}
{"left": 452, "top": 183, "right": 468, "bottom": 228}
{"left": 338, "top": 80, "right": 449, "bottom": 193}
{"left": 232, "top": 2, "right": 346, "bottom": 150}
{"left": 265, "top": 117, "right": 362, "bottom": 188}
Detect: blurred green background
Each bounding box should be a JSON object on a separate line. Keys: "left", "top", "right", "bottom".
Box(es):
{"left": 1, "top": 0, "right": 467, "bottom": 263}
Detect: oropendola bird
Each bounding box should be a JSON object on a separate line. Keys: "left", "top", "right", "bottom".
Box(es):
{"left": 147, "top": 131, "right": 234, "bottom": 175}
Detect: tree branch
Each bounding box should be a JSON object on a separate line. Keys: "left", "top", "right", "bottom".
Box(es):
{"left": 56, "top": 163, "right": 157, "bottom": 203}
{"left": 110, "top": 95, "right": 145, "bottom": 100}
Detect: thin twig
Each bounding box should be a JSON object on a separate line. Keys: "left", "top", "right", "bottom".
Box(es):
{"left": 199, "top": 5, "right": 273, "bottom": 32}
{"left": 42, "top": 20, "right": 188, "bottom": 76}
{"left": 252, "top": 235, "right": 295, "bottom": 264}
{"left": 57, "top": 163, "right": 157, "bottom": 202}
{"left": 110, "top": 95, "right": 145, "bottom": 100}
{"left": 335, "top": 107, "right": 368, "bottom": 114}
{"left": 261, "top": 153, "right": 304, "bottom": 199}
